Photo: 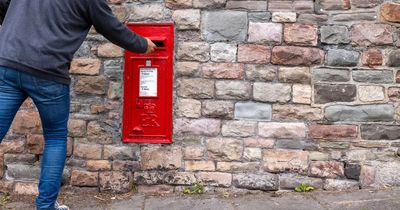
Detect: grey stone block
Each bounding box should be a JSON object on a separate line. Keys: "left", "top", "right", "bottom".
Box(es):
{"left": 314, "top": 84, "right": 356, "bottom": 104}
{"left": 313, "top": 68, "right": 350, "bottom": 82}
{"left": 327, "top": 49, "right": 360, "bottom": 66}
{"left": 352, "top": 70, "right": 393, "bottom": 84}
{"left": 232, "top": 173, "right": 279, "bottom": 191}
{"left": 235, "top": 102, "right": 272, "bottom": 121}
{"left": 387, "top": 50, "right": 400, "bottom": 67}
{"left": 202, "top": 11, "right": 248, "bottom": 42}
{"left": 325, "top": 104, "right": 394, "bottom": 122}
{"left": 361, "top": 124, "right": 400, "bottom": 140}
{"left": 320, "top": 25, "right": 350, "bottom": 44}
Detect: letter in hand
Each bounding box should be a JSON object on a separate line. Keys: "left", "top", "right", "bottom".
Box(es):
{"left": 145, "top": 38, "right": 156, "bottom": 54}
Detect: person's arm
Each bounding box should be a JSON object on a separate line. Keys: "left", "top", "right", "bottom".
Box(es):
{"left": 87, "top": 0, "right": 153, "bottom": 53}
{"left": 0, "top": 0, "right": 10, "bottom": 25}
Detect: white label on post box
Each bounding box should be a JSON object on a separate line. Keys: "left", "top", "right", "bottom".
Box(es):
{"left": 139, "top": 68, "right": 157, "bottom": 97}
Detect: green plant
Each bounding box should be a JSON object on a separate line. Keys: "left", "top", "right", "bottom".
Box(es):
{"left": 295, "top": 183, "right": 315, "bottom": 192}
{"left": 0, "top": 193, "right": 10, "bottom": 206}
{"left": 183, "top": 182, "right": 205, "bottom": 195}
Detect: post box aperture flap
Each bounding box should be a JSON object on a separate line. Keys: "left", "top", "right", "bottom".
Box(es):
{"left": 123, "top": 23, "right": 174, "bottom": 144}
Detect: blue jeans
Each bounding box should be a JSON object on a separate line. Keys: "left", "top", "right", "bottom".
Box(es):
{"left": 0, "top": 66, "right": 69, "bottom": 210}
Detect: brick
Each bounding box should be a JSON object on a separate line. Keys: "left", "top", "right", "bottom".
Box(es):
{"left": 14, "top": 182, "right": 38, "bottom": 195}
{"left": 226, "top": 1, "right": 267, "bottom": 11}
{"left": 389, "top": 87, "right": 400, "bottom": 102}
{"left": 99, "top": 171, "right": 133, "bottom": 193}
{"left": 11, "top": 111, "right": 41, "bottom": 134}
{"left": 87, "top": 121, "right": 112, "bottom": 144}
{"left": 362, "top": 48, "right": 383, "bottom": 66}
{"left": 320, "top": 25, "right": 350, "bottom": 44}
{"left": 97, "top": 43, "right": 123, "bottom": 58}
{"left": 172, "top": 9, "right": 200, "bottom": 30}
{"left": 107, "top": 82, "right": 122, "bottom": 100}
{"left": 235, "top": 102, "right": 272, "bottom": 121}
{"left": 352, "top": 70, "right": 393, "bottom": 84}
{"left": 325, "top": 104, "right": 394, "bottom": 122}
{"left": 73, "top": 76, "right": 106, "bottom": 95}
{"left": 206, "top": 138, "right": 243, "bottom": 161}
{"left": 86, "top": 160, "right": 111, "bottom": 171}
{"left": 253, "top": 83, "right": 291, "bottom": 103}
{"left": 68, "top": 119, "right": 86, "bottom": 137}
{"left": 279, "top": 174, "right": 323, "bottom": 190}
{"left": 360, "top": 165, "right": 375, "bottom": 188}
{"left": 129, "top": 4, "right": 170, "bottom": 22}
{"left": 176, "top": 98, "right": 201, "bottom": 118}
{"left": 193, "top": 0, "right": 225, "bottom": 8}
{"left": 196, "top": 172, "right": 232, "bottom": 187}
{"left": 70, "top": 170, "right": 98, "bottom": 187}
{"left": 387, "top": 50, "right": 400, "bottom": 67}
{"left": 103, "top": 145, "right": 136, "bottom": 160}
{"left": 221, "top": 121, "right": 257, "bottom": 137}
{"left": 183, "top": 146, "right": 204, "bottom": 160}
{"left": 174, "top": 118, "right": 221, "bottom": 136}
{"left": 245, "top": 64, "right": 276, "bottom": 82}
{"left": 278, "top": 67, "right": 310, "bottom": 83}
{"left": 314, "top": 84, "right": 356, "bottom": 104}
{"left": 177, "top": 42, "right": 210, "bottom": 62}
{"left": 177, "top": 78, "right": 214, "bottom": 99}
{"left": 233, "top": 173, "right": 278, "bottom": 191}
{"left": 359, "top": 85, "right": 385, "bottom": 102}
{"left": 248, "top": 22, "right": 282, "bottom": 44}
{"left": 292, "top": 84, "right": 312, "bottom": 104}
{"left": 243, "top": 148, "right": 262, "bottom": 161}
{"left": 273, "top": 104, "right": 322, "bottom": 121}
{"left": 140, "top": 146, "right": 182, "bottom": 170}
{"left": 165, "top": 0, "right": 192, "bottom": 9}
{"left": 249, "top": 12, "right": 271, "bottom": 22}
{"left": 272, "top": 46, "right": 324, "bottom": 66}
{"left": 216, "top": 81, "right": 251, "bottom": 100}
{"left": 244, "top": 138, "right": 275, "bottom": 148}
{"left": 258, "top": 122, "right": 307, "bottom": 139}
{"left": 352, "top": 0, "right": 383, "bottom": 8}
{"left": 210, "top": 43, "right": 237, "bottom": 63}
{"left": 26, "top": 135, "right": 44, "bottom": 154}
{"left": 0, "top": 141, "right": 25, "bottom": 154}
{"left": 351, "top": 23, "right": 395, "bottom": 46}
{"left": 332, "top": 11, "right": 376, "bottom": 22}
{"left": 345, "top": 163, "right": 361, "bottom": 180}
{"left": 185, "top": 161, "right": 215, "bottom": 171}
{"left": 238, "top": 44, "right": 271, "bottom": 64}
{"left": 361, "top": 124, "right": 400, "bottom": 140}
{"left": 70, "top": 59, "right": 101, "bottom": 75}
{"left": 318, "top": 0, "right": 351, "bottom": 10}
{"left": 263, "top": 149, "right": 309, "bottom": 174}
{"left": 202, "top": 11, "right": 247, "bottom": 41}
{"left": 313, "top": 68, "right": 350, "bottom": 82}
{"left": 327, "top": 49, "right": 360, "bottom": 66}
{"left": 112, "top": 160, "right": 140, "bottom": 172}
{"left": 202, "top": 63, "right": 244, "bottom": 79}
{"left": 74, "top": 143, "right": 102, "bottom": 159}
{"left": 309, "top": 161, "right": 345, "bottom": 178}
{"left": 272, "top": 12, "right": 296, "bottom": 23}
{"left": 309, "top": 125, "right": 358, "bottom": 139}
{"left": 284, "top": 23, "right": 318, "bottom": 46}
{"left": 176, "top": 62, "right": 200, "bottom": 77}
{"left": 202, "top": 100, "right": 234, "bottom": 119}
{"left": 381, "top": 3, "right": 400, "bottom": 23}
{"left": 217, "top": 162, "right": 259, "bottom": 172}
{"left": 324, "top": 179, "right": 359, "bottom": 191}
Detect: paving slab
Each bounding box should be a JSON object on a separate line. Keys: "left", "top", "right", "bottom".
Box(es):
{"left": 231, "top": 194, "right": 325, "bottom": 210}
{"left": 144, "top": 195, "right": 235, "bottom": 210}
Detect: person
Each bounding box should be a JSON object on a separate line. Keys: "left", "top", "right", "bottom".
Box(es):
{"left": 0, "top": 0, "right": 156, "bottom": 209}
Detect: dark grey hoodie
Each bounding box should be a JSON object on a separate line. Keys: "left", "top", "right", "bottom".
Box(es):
{"left": 0, "top": 0, "right": 148, "bottom": 84}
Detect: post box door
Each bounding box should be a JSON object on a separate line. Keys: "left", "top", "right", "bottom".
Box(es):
{"left": 123, "top": 23, "right": 174, "bottom": 144}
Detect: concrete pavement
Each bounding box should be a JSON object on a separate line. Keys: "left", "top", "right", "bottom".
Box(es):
{"left": 3, "top": 187, "right": 400, "bottom": 210}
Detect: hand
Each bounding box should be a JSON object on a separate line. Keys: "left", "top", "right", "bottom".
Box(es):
{"left": 145, "top": 38, "right": 156, "bottom": 54}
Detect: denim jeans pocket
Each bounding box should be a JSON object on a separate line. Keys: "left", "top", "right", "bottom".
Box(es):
{"left": 33, "top": 77, "right": 66, "bottom": 98}
{"left": 0, "top": 67, "right": 7, "bottom": 86}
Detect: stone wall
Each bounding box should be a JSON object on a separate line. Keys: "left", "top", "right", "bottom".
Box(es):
{"left": 1, "top": 0, "right": 400, "bottom": 194}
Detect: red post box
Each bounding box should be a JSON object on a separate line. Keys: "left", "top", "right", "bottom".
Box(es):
{"left": 122, "top": 23, "right": 174, "bottom": 144}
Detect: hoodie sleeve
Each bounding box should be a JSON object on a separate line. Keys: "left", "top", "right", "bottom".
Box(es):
{"left": 87, "top": 0, "right": 148, "bottom": 53}
{"left": 0, "top": 0, "right": 10, "bottom": 25}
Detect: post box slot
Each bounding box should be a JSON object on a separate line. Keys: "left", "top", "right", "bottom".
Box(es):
{"left": 152, "top": 40, "right": 165, "bottom": 48}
